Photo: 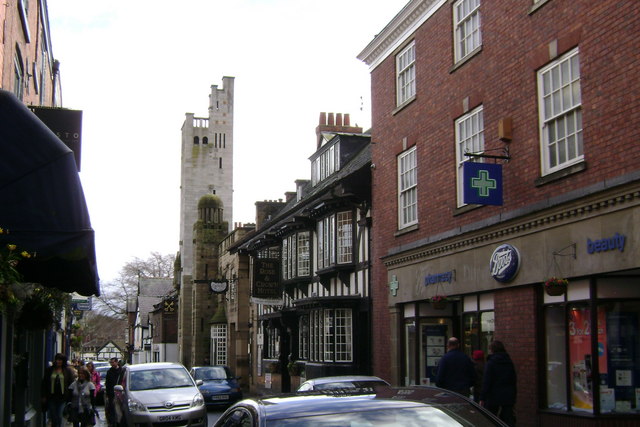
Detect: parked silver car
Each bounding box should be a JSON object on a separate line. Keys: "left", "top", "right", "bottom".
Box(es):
{"left": 113, "top": 362, "right": 207, "bottom": 427}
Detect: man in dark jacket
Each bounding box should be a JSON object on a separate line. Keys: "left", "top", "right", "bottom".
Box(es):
{"left": 104, "top": 357, "right": 122, "bottom": 427}
{"left": 435, "top": 337, "right": 475, "bottom": 396}
{"left": 480, "top": 340, "right": 517, "bottom": 426}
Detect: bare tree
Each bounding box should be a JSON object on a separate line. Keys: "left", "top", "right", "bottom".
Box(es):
{"left": 95, "top": 251, "right": 175, "bottom": 317}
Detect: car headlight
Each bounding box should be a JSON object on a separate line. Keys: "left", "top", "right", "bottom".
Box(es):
{"left": 127, "top": 397, "right": 148, "bottom": 413}
{"left": 192, "top": 393, "right": 205, "bottom": 407}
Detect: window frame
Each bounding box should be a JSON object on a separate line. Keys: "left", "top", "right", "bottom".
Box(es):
{"left": 306, "top": 308, "right": 353, "bottom": 363}
{"left": 398, "top": 146, "right": 418, "bottom": 229}
{"left": 453, "top": 0, "right": 482, "bottom": 63}
{"left": 311, "top": 142, "right": 341, "bottom": 186}
{"left": 537, "top": 48, "right": 583, "bottom": 176}
{"left": 396, "top": 41, "right": 416, "bottom": 107}
{"left": 281, "top": 230, "right": 311, "bottom": 281}
{"left": 455, "top": 105, "right": 485, "bottom": 207}
{"left": 14, "top": 52, "right": 24, "bottom": 101}
{"left": 316, "top": 210, "right": 354, "bottom": 270}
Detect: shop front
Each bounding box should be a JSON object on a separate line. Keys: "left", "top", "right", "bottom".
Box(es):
{"left": 384, "top": 184, "right": 640, "bottom": 425}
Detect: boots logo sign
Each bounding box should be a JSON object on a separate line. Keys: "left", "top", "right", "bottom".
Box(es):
{"left": 490, "top": 244, "right": 520, "bottom": 283}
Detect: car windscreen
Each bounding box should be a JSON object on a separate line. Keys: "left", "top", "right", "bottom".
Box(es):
{"left": 194, "top": 366, "right": 229, "bottom": 380}
{"left": 130, "top": 368, "right": 194, "bottom": 391}
{"left": 267, "top": 405, "right": 500, "bottom": 427}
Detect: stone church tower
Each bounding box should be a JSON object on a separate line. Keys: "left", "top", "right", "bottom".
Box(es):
{"left": 178, "top": 77, "right": 234, "bottom": 366}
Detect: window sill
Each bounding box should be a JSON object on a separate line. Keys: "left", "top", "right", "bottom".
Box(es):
{"left": 453, "top": 203, "right": 482, "bottom": 217}
{"left": 283, "top": 276, "right": 312, "bottom": 286}
{"left": 392, "top": 96, "right": 416, "bottom": 115}
{"left": 394, "top": 223, "right": 419, "bottom": 237}
{"left": 535, "top": 161, "right": 587, "bottom": 186}
{"left": 450, "top": 46, "right": 482, "bottom": 74}
{"left": 529, "top": 0, "right": 552, "bottom": 15}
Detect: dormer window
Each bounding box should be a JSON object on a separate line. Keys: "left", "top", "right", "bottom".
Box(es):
{"left": 311, "top": 142, "right": 340, "bottom": 186}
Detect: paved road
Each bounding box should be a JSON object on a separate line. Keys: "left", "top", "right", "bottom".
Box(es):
{"left": 69, "top": 404, "right": 223, "bottom": 426}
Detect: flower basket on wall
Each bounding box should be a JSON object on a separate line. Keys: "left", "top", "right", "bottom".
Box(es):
{"left": 430, "top": 295, "right": 448, "bottom": 310}
{"left": 267, "top": 361, "right": 281, "bottom": 374}
{"left": 287, "top": 361, "right": 304, "bottom": 377}
{"left": 544, "top": 277, "right": 568, "bottom": 296}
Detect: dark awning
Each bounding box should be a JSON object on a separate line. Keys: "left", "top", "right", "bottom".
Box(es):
{"left": 0, "top": 90, "right": 100, "bottom": 296}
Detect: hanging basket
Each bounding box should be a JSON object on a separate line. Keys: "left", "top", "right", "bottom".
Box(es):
{"left": 431, "top": 300, "right": 447, "bottom": 310}
{"left": 544, "top": 277, "right": 568, "bottom": 296}
{"left": 545, "top": 284, "right": 567, "bottom": 296}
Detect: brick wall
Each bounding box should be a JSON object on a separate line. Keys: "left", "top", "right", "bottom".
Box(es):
{"left": 369, "top": 0, "right": 640, "bottom": 386}
{"left": 494, "top": 286, "right": 538, "bottom": 427}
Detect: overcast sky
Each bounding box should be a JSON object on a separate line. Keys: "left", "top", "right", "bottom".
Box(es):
{"left": 46, "top": 0, "right": 407, "bottom": 286}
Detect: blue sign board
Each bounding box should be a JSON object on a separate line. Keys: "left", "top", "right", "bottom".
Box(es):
{"left": 490, "top": 244, "right": 520, "bottom": 283}
{"left": 463, "top": 162, "right": 503, "bottom": 206}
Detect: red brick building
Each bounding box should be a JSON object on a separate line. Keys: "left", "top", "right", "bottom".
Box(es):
{"left": 359, "top": 0, "right": 640, "bottom": 425}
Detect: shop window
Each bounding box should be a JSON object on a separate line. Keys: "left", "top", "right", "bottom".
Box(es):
{"left": 306, "top": 308, "right": 353, "bottom": 363}
{"left": 544, "top": 298, "right": 640, "bottom": 414}
{"left": 462, "top": 310, "right": 494, "bottom": 356}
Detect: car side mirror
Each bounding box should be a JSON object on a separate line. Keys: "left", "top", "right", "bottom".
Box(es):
{"left": 196, "top": 379, "right": 203, "bottom": 386}
{"left": 114, "top": 385, "right": 124, "bottom": 392}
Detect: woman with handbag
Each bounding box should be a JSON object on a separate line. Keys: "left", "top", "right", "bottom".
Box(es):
{"left": 68, "top": 366, "right": 97, "bottom": 427}
{"left": 41, "top": 353, "right": 76, "bottom": 427}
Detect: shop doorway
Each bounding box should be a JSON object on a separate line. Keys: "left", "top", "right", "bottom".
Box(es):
{"left": 404, "top": 317, "right": 454, "bottom": 386}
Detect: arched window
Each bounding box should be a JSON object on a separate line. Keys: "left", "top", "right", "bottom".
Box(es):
{"left": 193, "top": 136, "right": 199, "bottom": 145}
{"left": 203, "top": 136, "right": 208, "bottom": 144}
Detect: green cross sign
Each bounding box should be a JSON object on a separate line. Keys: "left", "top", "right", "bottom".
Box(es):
{"left": 464, "top": 162, "right": 503, "bottom": 205}
{"left": 471, "top": 170, "right": 497, "bottom": 197}
{"left": 389, "top": 275, "right": 399, "bottom": 296}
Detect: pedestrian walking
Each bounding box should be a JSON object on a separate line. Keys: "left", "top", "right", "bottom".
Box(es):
{"left": 480, "top": 340, "right": 517, "bottom": 426}
{"left": 435, "top": 337, "right": 475, "bottom": 397}
{"left": 472, "top": 350, "right": 485, "bottom": 403}
{"left": 104, "top": 357, "right": 122, "bottom": 427}
{"left": 68, "top": 366, "right": 96, "bottom": 427}
{"left": 86, "top": 361, "right": 101, "bottom": 398}
{"left": 41, "top": 353, "right": 76, "bottom": 427}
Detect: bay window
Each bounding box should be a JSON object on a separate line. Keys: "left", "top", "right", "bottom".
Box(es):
{"left": 317, "top": 210, "right": 353, "bottom": 270}
{"left": 305, "top": 308, "right": 353, "bottom": 362}
{"left": 282, "top": 231, "right": 310, "bottom": 280}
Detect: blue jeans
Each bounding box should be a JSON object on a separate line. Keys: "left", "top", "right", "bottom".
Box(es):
{"left": 47, "top": 397, "right": 66, "bottom": 427}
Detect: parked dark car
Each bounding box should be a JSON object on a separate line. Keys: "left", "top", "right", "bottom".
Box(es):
{"left": 297, "top": 375, "right": 389, "bottom": 391}
{"left": 189, "top": 365, "right": 243, "bottom": 408}
{"left": 213, "top": 386, "right": 507, "bottom": 426}
{"left": 113, "top": 362, "right": 207, "bottom": 426}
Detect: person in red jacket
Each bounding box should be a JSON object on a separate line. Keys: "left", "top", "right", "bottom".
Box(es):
{"left": 85, "top": 361, "right": 101, "bottom": 397}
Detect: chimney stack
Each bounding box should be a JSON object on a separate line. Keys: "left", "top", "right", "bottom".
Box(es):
{"left": 315, "top": 112, "right": 364, "bottom": 148}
